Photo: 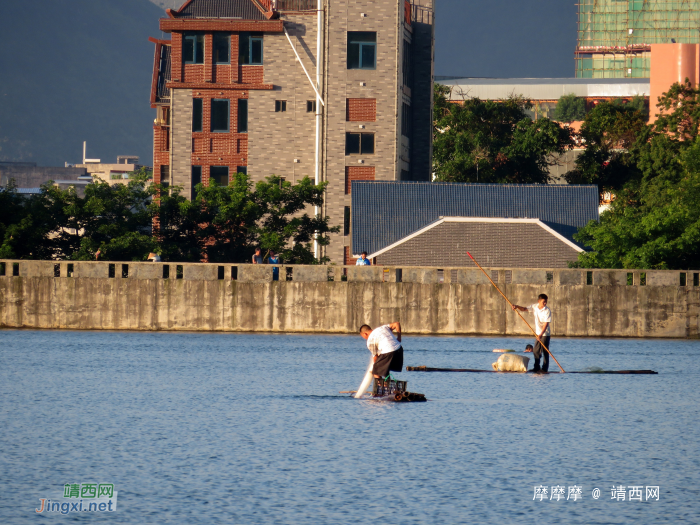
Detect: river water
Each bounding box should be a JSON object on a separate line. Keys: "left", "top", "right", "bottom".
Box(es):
{"left": 1, "top": 330, "right": 699, "bottom": 524}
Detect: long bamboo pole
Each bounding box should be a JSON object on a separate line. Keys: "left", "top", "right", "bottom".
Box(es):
{"left": 467, "top": 251, "right": 565, "bottom": 373}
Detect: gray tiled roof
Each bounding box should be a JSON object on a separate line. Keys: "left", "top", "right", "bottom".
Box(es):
{"left": 176, "top": 0, "right": 267, "bottom": 20}
{"left": 351, "top": 182, "right": 599, "bottom": 255}
{"left": 373, "top": 219, "right": 582, "bottom": 268}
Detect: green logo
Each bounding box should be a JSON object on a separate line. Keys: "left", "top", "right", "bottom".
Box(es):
{"left": 80, "top": 483, "right": 97, "bottom": 499}
{"left": 63, "top": 484, "right": 80, "bottom": 498}
{"left": 97, "top": 484, "right": 114, "bottom": 498}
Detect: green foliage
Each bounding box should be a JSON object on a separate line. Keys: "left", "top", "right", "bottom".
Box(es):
{"left": 194, "top": 174, "right": 338, "bottom": 264}
{"left": 554, "top": 93, "right": 587, "bottom": 123}
{"left": 564, "top": 101, "right": 647, "bottom": 195}
{"left": 625, "top": 95, "right": 649, "bottom": 120}
{"left": 571, "top": 81, "right": 700, "bottom": 270}
{"left": 432, "top": 84, "right": 573, "bottom": 183}
{"left": 0, "top": 173, "right": 338, "bottom": 264}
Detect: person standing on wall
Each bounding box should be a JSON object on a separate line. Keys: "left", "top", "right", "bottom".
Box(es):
{"left": 356, "top": 251, "right": 371, "bottom": 266}
{"left": 267, "top": 249, "right": 280, "bottom": 281}
{"left": 359, "top": 322, "right": 403, "bottom": 379}
{"left": 511, "top": 294, "right": 552, "bottom": 373}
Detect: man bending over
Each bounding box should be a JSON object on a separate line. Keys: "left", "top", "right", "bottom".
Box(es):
{"left": 359, "top": 322, "right": 404, "bottom": 379}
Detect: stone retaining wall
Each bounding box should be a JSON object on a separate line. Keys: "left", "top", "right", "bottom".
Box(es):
{"left": 0, "top": 260, "right": 698, "bottom": 337}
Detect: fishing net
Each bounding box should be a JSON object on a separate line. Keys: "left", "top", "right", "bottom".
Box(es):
{"left": 492, "top": 354, "right": 530, "bottom": 372}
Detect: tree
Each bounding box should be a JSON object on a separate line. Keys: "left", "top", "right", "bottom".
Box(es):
{"left": 571, "top": 81, "right": 700, "bottom": 269}
{"left": 553, "top": 93, "right": 586, "bottom": 123}
{"left": 61, "top": 172, "right": 157, "bottom": 261}
{"left": 195, "top": 173, "right": 338, "bottom": 264}
{"left": 0, "top": 171, "right": 338, "bottom": 263}
{"left": 564, "top": 101, "right": 647, "bottom": 196}
{"left": 150, "top": 183, "right": 207, "bottom": 263}
{"left": 432, "top": 84, "right": 573, "bottom": 183}
{"left": 0, "top": 180, "right": 70, "bottom": 260}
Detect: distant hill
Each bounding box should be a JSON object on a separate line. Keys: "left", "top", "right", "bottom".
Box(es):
{"left": 0, "top": 0, "right": 168, "bottom": 167}
{"left": 150, "top": 0, "right": 183, "bottom": 8}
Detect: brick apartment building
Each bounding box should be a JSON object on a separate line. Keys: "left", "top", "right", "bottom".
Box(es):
{"left": 149, "top": 0, "right": 434, "bottom": 264}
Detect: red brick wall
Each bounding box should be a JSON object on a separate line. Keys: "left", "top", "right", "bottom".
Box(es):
{"left": 153, "top": 125, "right": 170, "bottom": 184}
{"left": 190, "top": 89, "right": 249, "bottom": 186}
{"left": 345, "top": 166, "right": 375, "bottom": 194}
{"left": 239, "top": 66, "right": 264, "bottom": 84}
{"left": 171, "top": 32, "right": 183, "bottom": 82}
{"left": 160, "top": 20, "right": 283, "bottom": 33}
{"left": 184, "top": 64, "right": 206, "bottom": 84}
{"left": 346, "top": 98, "right": 376, "bottom": 121}
{"left": 173, "top": 34, "right": 268, "bottom": 86}
{"left": 344, "top": 247, "right": 359, "bottom": 265}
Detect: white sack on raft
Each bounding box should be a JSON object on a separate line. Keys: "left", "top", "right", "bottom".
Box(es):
{"left": 492, "top": 353, "right": 530, "bottom": 372}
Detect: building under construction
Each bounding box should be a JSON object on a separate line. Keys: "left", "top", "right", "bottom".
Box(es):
{"left": 576, "top": 0, "right": 700, "bottom": 78}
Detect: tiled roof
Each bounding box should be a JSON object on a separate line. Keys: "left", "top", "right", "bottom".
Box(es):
{"left": 351, "top": 182, "right": 599, "bottom": 255}
{"left": 175, "top": 0, "right": 267, "bottom": 20}
{"left": 371, "top": 218, "right": 583, "bottom": 269}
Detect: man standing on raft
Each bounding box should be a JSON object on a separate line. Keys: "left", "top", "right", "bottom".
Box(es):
{"left": 511, "top": 294, "right": 551, "bottom": 373}
{"left": 359, "top": 322, "right": 404, "bottom": 379}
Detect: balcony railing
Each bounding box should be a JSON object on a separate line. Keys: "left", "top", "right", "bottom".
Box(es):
{"left": 411, "top": 3, "right": 433, "bottom": 25}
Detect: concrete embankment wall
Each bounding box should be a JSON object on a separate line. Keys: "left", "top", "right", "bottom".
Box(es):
{"left": 0, "top": 260, "right": 698, "bottom": 338}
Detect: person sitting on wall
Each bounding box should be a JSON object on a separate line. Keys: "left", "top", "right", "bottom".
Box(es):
{"left": 252, "top": 247, "right": 263, "bottom": 264}
{"left": 359, "top": 322, "right": 404, "bottom": 379}
{"left": 356, "top": 251, "right": 371, "bottom": 266}
{"left": 512, "top": 294, "right": 552, "bottom": 373}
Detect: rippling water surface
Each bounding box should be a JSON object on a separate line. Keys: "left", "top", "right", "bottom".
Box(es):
{"left": 1, "top": 330, "right": 699, "bottom": 524}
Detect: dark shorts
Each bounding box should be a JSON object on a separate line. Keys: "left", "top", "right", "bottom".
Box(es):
{"left": 373, "top": 347, "right": 404, "bottom": 378}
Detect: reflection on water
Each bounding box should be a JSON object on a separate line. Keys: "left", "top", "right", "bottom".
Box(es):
{"left": 1, "top": 331, "right": 699, "bottom": 524}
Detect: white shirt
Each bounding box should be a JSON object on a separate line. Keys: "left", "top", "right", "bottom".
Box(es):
{"left": 366, "top": 325, "right": 402, "bottom": 356}
{"left": 356, "top": 257, "right": 371, "bottom": 266}
{"left": 527, "top": 304, "right": 552, "bottom": 336}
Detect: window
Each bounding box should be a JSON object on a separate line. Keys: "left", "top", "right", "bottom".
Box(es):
{"left": 345, "top": 133, "right": 375, "bottom": 154}
{"left": 275, "top": 100, "right": 287, "bottom": 112}
{"left": 160, "top": 165, "right": 170, "bottom": 187}
{"left": 192, "top": 98, "right": 203, "bottom": 132}
{"left": 239, "top": 32, "right": 263, "bottom": 65}
{"left": 347, "top": 32, "right": 376, "bottom": 69}
{"left": 191, "top": 166, "right": 201, "bottom": 200}
{"left": 402, "top": 39, "right": 413, "bottom": 88}
{"left": 210, "top": 166, "right": 229, "bottom": 186}
{"left": 307, "top": 100, "right": 316, "bottom": 113}
{"left": 213, "top": 33, "right": 230, "bottom": 64}
{"left": 211, "top": 99, "right": 229, "bottom": 132}
{"left": 237, "top": 99, "right": 248, "bottom": 132}
{"left": 401, "top": 102, "right": 412, "bottom": 137}
{"left": 237, "top": 166, "right": 247, "bottom": 175}
{"left": 344, "top": 206, "right": 351, "bottom": 236}
{"left": 183, "top": 32, "right": 204, "bottom": 64}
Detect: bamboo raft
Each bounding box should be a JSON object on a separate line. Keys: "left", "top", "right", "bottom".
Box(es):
{"left": 406, "top": 366, "right": 658, "bottom": 375}
{"left": 342, "top": 378, "right": 427, "bottom": 401}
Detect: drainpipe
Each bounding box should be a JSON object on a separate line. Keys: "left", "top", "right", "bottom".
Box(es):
{"left": 314, "top": 0, "right": 323, "bottom": 260}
